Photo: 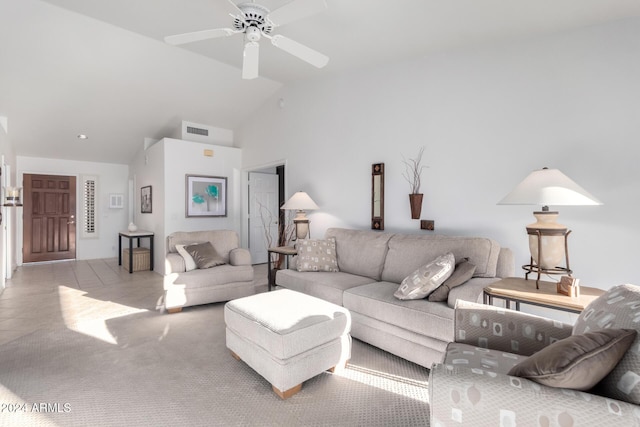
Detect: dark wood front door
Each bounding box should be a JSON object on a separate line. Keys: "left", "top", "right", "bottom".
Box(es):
{"left": 23, "top": 174, "right": 77, "bottom": 263}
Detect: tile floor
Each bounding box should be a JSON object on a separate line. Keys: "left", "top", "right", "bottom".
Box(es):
{"left": 0, "top": 258, "right": 267, "bottom": 346}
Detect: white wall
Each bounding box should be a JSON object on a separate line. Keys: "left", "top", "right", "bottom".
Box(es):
{"left": 129, "top": 138, "right": 242, "bottom": 274}
{"left": 237, "top": 18, "right": 640, "bottom": 290}
{"left": 16, "top": 156, "right": 129, "bottom": 262}
{"left": 0, "top": 118, "right": 18, "bottom": 285}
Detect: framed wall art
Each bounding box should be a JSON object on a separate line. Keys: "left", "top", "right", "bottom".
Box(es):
{"left": 141, "top": 186, "right": 152, "bottom": 213}
{"left": 186, "top": 175, "right": 227, "bottom": 217}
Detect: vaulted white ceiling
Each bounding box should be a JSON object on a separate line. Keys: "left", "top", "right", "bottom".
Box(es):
{"left": 2, "top": 0, "right": 640, "bottom": 164}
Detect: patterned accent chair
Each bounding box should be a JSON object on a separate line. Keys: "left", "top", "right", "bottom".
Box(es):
{"left": 429, "top": 284, "right": 640, "bottom": 426}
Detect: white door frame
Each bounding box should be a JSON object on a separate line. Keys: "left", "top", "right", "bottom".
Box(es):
{"left": 240, "top": 159, "right": 287, "bottom": 253}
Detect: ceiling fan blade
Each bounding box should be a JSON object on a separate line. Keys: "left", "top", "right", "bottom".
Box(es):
{"left": 268, "top": 0, "right": 327, "bottom": 27}
{"left": 270, "top": 35, "right": 329, "bottom": 68}
{"left": 226, "top": 0, "right": 245, "bottom": 16}
{"left": 164, "top": 28, "right": 236, "bottom": 45}
{"left": 242, "top": 41, "right": 260, "bottom": 80}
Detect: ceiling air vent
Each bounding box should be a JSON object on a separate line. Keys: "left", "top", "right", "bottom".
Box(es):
{"left": 186, "top": 126, "right": 209, "bottom": 136}
{"left": 179, "top": 121, "right": 234, "bottom": 146}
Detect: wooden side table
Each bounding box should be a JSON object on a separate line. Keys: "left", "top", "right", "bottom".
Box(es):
{"left": 483, "top": 277, "right": 604, "bottom": 314}
{"left": 267, "top": 246, "right": 297, "bottom": 291}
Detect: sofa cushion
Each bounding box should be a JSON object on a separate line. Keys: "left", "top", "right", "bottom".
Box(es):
{"left": 165, "top": 264, "right": 254, "bottom": 289}
{"left": 508, "top": 329, "right": 637, "bottom": 391}
{"left": 167, "top": 230, "right": 239, "bottom": 264}
{"left": 394, "top": 253, "right": 454, "bottom": 300}
{"left": 276, "top": 269, "right": 375, "bottom": 306}
{"left": 428, "top": 259, "right": 477, "bottom": 302}
{"left": 381, "top": 234, "right": 501, "bottom": 283}
{"left": 447, "top": 277, "right": 498, "bottom": 307}
{"left": 344, "top": 281, "right": 454, "bottom": 343}
{"left": 296, "top": 238, "right": 339, "bottom": 272}
{"left": 325, "top": 228, "right": 393, "bottom": 281}
{"left": 185, "top": 242, "right": 226, "bottom": 269}
{"left": 175, "top": 244, "right": 197, "bottom": 271}
{"left": 573, "top": 284, "right": 640, "bottom": 404}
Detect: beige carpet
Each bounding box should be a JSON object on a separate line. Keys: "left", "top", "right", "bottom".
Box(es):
{"left": 0, "top": 261, "right": 430, "bottom": 426}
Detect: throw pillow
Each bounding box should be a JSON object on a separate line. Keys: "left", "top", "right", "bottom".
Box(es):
{"left": 296, "top": 238, "right": 339, "bottom": 272}
{"left": 507, "top": 328, "right": 637, "bottom": 391}
{"left": 428, "top": 258, "right": 477, "bottom": 302}
{"left": 394, "top": 252, "right": 455, "bottom": 300}
{"left": 175, "top": 244, "right": 197, "bottom": 272}
{"left": 185, "top": 242, "right": 225, "bottom": 269}
{"left": 572, "top": 284, "right": 640, "bottom": 404}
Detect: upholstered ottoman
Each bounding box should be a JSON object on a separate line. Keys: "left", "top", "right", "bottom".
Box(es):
{"left": 224, "top": 289, "right": 351, "bottom": 399}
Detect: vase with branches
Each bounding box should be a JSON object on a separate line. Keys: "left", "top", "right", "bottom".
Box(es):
{"left": 402, "top": 147, "right": 427, "bottom": 219}
{"left": 255, "top": 198, "right": 296, "bottom": 269}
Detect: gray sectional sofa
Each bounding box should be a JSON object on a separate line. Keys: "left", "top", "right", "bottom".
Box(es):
{"left": 276, "top": 228, "right": 514, "bottom": 368}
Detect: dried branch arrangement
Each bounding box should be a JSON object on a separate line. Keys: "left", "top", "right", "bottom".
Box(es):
{"left": 402, "top": 146, "right": 427, "bottom": 194}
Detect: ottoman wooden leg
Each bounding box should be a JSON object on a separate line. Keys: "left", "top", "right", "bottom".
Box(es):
{"left": 230, "top": 351, "right": 242, "bottom": 361}
{"left": 273, "top": 383, "right": 302, "bottom": 400}
{"left": 328, "top": 359, "right": 350, "bottom": 373}
{"left": 167, "top": 307, "right": 182, "bottom": 314}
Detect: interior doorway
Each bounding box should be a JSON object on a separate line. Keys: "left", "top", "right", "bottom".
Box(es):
{"left": 246, "top": 164, "right": 285, "bottom": 264}
{"left": 23, "top": 174, "right": 77, "bottom": 263}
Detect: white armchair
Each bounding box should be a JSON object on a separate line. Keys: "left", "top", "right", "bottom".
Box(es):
{"left": 163, "top": 230, "right": 255, "bottom": 313}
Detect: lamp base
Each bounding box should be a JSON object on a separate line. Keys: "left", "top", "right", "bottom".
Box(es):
{"left": 293, "top": 218, "right": 310, "bottom": 240}
{"left": 523, "top": 227, "right": 573, "bottom": 289}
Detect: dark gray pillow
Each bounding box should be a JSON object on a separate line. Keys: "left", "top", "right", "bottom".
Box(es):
{"left": 508, "top": 328, "right": 637, "bottom": 391}
{"left": 185, "top": 242, "right": 225, "bottom": 269}
{"left": 428, "top": 259, "right": 476, "bottom": 302}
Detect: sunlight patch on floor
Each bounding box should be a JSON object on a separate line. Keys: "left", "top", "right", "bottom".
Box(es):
{"left": 57, "top": 286, "right": 147, "bottom": 345}
{"left": 335, "top": 363, "right": 430, "bottom": 403}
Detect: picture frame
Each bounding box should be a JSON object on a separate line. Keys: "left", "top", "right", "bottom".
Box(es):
{"left": 141, "top": 186, "right": 152, "bottom": 213}
{"left": 186, "top": 175, "right": 227, "bottom": 217}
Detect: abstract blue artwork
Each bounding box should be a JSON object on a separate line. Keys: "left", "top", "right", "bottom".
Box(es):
{"left": 186, "top": 175, "right": 227, "bottom": 217}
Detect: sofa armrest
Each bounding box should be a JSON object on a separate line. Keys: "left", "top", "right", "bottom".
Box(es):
{"left": 495, "top": 247, "right": 515, "bottom": 278}
{"left": 454, "top": 300, "right": 572, "bottom": 356}
{"left": 230, "top": 248, "right": 251, "bottom": 266}
{"left": 165, "top": 253, "right": 186, "bottom": 274}
{"left": 429, "top": 364, "right": 638, "bottom": 426}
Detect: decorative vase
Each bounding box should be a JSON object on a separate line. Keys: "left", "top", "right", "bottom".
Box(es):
{"left": 128, "top": 222, "right": 138, "bottom": 232}
{"left": 409, "top": 194, "right": 423, "bottom": 219}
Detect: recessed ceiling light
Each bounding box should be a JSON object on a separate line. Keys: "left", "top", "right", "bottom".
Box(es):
{"left": 77, "top": 134, "right": 88, "bottom": 140}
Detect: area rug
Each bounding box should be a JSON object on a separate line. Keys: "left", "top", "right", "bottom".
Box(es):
{"left": 0, "top": 302, "right": 430, "bottom": 426}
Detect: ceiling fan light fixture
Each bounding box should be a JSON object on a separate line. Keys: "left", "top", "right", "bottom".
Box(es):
{"left": 245, "top": 26, "right": 261, "bottom": 42}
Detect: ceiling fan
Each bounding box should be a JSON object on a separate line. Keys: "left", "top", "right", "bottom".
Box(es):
{"left": 164, "top": 0, "right": 329, "bottom": 79}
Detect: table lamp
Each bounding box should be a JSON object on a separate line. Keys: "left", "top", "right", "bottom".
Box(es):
{"left": 281, "top": 191, "right": 319, "bottom": 240}
{"left": 498, "top": 167, "right": 601, "bottom": 286}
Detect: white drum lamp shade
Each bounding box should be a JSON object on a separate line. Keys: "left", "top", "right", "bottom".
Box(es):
{"left": 281, "top": 191, "right": 319, "bottom": 240}
{"left": 498, "top": 168, "right": 601, "bottom": 282}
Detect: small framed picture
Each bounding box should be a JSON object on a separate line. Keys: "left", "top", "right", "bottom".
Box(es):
{"left": 141, "top": 186, "right": 152, "bottom": 213}
{"left": 186, "top": 175, "right": 227, "bottom": 217}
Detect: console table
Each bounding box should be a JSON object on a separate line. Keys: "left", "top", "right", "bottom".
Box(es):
{"left": 119, "top": 230, "right": 154, "bottom": 273}
{"left": 484, "top": 277, "right": 604, "bottom": 314}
